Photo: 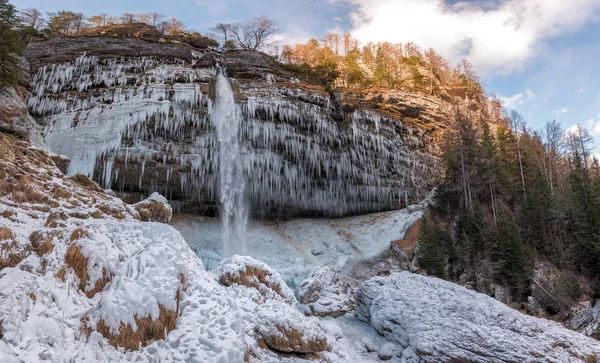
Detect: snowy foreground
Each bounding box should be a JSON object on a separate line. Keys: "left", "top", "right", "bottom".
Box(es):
{"left": 1, "top": 137, "right": 600, "bottom": 362}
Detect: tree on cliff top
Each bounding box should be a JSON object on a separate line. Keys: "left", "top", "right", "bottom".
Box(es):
{"left": 209, "top": 17, "right": 279, "bottom": 51}
{"left": 0, "top": 0, "right": 24, "bottom": 91}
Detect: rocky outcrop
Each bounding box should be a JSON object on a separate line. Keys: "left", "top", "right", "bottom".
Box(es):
{"left": 355, "top": 272, "right": 600, "bottom": 362}
{"left": 24, "top": 36, "right": 445, "bottom": 217}
{"left": 299, "top": 266, "right": 355, "bottom": 317}
{"left": 133, "top": 192, "right": 173, "bottom": 223}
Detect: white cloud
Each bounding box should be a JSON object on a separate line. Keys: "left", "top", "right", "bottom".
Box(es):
{"left": 552, "top": 107, "right": 569, "bottom": 115}
{"left": 499, "top": 93, "right": 524, "bottom": 109}
{"left": 348, "top": 0, "right": 600, "bottom": 75}
{"left": 498, "top": 88, "right": 536, "bottom": 109}
{"left": 586, "top": 113, "right": 600, "bottom": 137}
{"left": 576, "top": 87, "right": 586, "bottom": 93}
{"left": 333, "top": 16, "right": 343, "bottom": 22}
{"left": 526, "top": 89, "right": 536, "bottom": 100}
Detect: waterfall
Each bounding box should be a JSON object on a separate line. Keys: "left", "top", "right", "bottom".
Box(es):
{"left": 212, "top": 69, "right": 248, "bottom": 257}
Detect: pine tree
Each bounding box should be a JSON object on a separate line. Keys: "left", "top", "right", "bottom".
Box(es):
{"left": 417, "top": 215, "right": 447, "bottom": 278}
{"left": 491, "top": 217, "right": 530, "bottom": 299}
{"left": 0, "top": 0, "right": 24, "bottom": 91}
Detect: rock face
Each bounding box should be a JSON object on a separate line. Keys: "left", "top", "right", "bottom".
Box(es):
{"left": 299, "top": 266, "right": 355, "bottom": 317}
{"left": 355, "top": 272, "right": 600, "bottom": 362}
{"left": 24, "top": 36, "right": 443, "bottom": 217}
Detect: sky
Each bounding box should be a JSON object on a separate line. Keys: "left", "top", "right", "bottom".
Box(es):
{"left": 11, "top": 0, "right": 600, "bottom": 149}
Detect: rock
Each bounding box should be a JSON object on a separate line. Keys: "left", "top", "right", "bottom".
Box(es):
{"left": 215, "top": 255, "right": 296, "bottom": 304}
{"left": 566, "top": 300, "right": 600, "bottom": 337}
{"left": 25, "top": 36, "right": 193, "bottom": 71}
{"left": 256, "top": 303, "right": 328, "bottom": 355}
{"left": 51, "top": 155, "right": 71, "bottom": 175}
{"left": 25, "top": 37, "right": 443, "bottom": 218}
{"left": 377, "top": 343, "right": 399, "bottom": 360}
{"left": 356, "top": 272, "right": 600, "bottom": 362}
{"left": 299, "top": 266, "right": 354, "bottom": 317}
{"left": 133, "top": 192, "right": 173, "bottom": 224}
{"left": 0, "top": 88, "right": 31, "bottom": 138}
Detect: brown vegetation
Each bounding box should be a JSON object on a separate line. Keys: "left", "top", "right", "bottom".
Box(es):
{"left": 82, "top": 273, "right": 185, "bottom": 350}
{"left": 220, "top": 266, "right": 285, "bottom": 300}
{"left": 0, "top": 229, "right": 30, "bottom": 271}
{"left": 64, "top": 244, "right": 111, "bottom": 298}
{"left": 259, "top": 325, "right": 327, "bottom": 355}
{"left": 45, "top": 211, "right": 68, "bottom": 228}
{"left": 68, "top": 174, "right": 103, "bottom": 193}
{"left": 134, "top": 200, "right": 172, "bottom": 223}
{"left": 70, "top": 228, "right": 89, "bottom": 241}
{"left": 89, "top": 304, "right": 178, "bottom": 351}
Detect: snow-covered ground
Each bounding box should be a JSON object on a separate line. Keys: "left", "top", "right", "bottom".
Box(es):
{"left": 173, "top": 202, "right": 425, "bottom": 289}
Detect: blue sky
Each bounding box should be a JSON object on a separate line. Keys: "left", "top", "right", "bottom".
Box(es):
{"left": 11, "top": 0, "right": 600, "bottom": 148}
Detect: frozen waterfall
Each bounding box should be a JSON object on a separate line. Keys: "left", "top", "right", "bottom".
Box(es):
{"left": 212, "top": 70, "right": 248, "bottom": 257}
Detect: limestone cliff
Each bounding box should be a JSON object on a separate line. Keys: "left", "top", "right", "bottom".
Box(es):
{"left": 24, "top": 36, "right": 449, "bottom": 217}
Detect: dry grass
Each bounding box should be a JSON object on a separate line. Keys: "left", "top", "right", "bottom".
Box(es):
{"left": 586, "top": 353, "right": 598, "bottom": 363}
{"left": 134, "top": 200, "right": 172, "bottom": 224}
{"left": 68, "top": 211, "right": 89, "bottom": 219}
{"left": 259, "top": 325, "right": 328, "bottom": 354}
{"left": 64, "top": 244, "right": 111, "bottom": 298}
{"left": 1, "top": 209, "right": 17, "bottom": 220}
{"left": 52, "top": 187, "right": 72, "bottom": 200}
{"left": 0, "top": 239, "right": 30, "bottom": 271}
{"left": 56, "top": 267, "right": 66, "bottom": 282}
{"left": 28, "top": 292, "right": 36, "bottom": 302}
{"left": 70, "top": 228, "right": 89, "bottom": 241}
{"left": 95, "top": 204, "right": 125, "bottom": 220}
{"left": 83, "top": 275, "right": 185, "bottom": 351}
{"left": 220, "top": 266, "right": 285, "bottom": 299}
{"left": 89, "top": 209, "right": 103, "bottom": 219}
{"left": 90, "top": 304, "right": 178, "bottom": 351}
{"left": 45, "top": 211, "right": 68, "bottom": 228}
{"left": 68, "top": 174, "right": 103, "bottom": 193}
{"left": 0, "top": 227, "right": 14, "bottom": 241}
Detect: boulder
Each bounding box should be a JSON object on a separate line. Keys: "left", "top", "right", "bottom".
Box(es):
{"left": 256, "top": 303, "right": 328, "bottom": 355}
{"left": 299, "top": 266, "right": 354, "bottom": 317}
{"left": 215, "top": 255, "right": 296, "bottom": 304}
{"left": 133, "top": 192, "right": 173, "bottom": 224}
{"left": 356, "top": 272, "right": 600, "bottom": 362}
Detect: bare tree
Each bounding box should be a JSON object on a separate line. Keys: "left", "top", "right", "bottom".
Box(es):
{"left": 120, "top": 13, "right": 134, "bottom": 24}
{"left": 510, "top": 110, "right": 527, "bottom": 198}
{"left": 567, "top": 124, "right": 594, "bottom": 167}
{"left": 167, "top": 17, "right": 185, "bottom": 35}
{"left": 20, "top": 7, "right": 44, "bottom": 29}
{"left": 210, "top": 17, "right": 279, "bottom": 51}
{"left": 135, "top": 13, "right": 151, "bottom": 24}
{"left": 149, "top": 12, "right": 165, "bottom": 27}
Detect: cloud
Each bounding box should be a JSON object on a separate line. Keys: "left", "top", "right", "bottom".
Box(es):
{"left": 552, "top": 107, "right": 569, "bottom": 115}
{"left": 499, "top": 93, "right": 524, "bottom": 109}
{"left": 498, "top": 88, "right": 536, "bottom": 109}
{"left": 333, "top": 16, "right": 343, "bottom": 22}
{"left": 576, "top": 87, "right": 586, "bottom": 93}
{"left": 526, "top": 89, "right": 535, "bottom": 100}
{"left": 586, "top": 113, "right": 600, "bottom": 137}
{"left": 347, "top": 0, "right": 600, "bottom": 75}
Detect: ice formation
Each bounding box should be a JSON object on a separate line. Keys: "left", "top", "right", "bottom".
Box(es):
{"left": 212, "top": 70, "right": 248, "bottom": 256}
{"left": 29, "top": 53, "right": 441, "bottom": 217}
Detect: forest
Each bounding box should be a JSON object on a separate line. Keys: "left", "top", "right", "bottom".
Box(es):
{"left": 2, "top": 0, "right": 600, "bottom": 314}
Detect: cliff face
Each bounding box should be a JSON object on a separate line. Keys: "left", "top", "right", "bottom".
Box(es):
{"left": 25, "top": 37, "right": 445, "bottom": 217}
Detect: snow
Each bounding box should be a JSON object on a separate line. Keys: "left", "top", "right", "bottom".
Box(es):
{"left": 299, "top": 266, "right": 355, "bottom": 317}
{"left": 173, "top": 197, "right": 427, "bottom": 288}
{"left": 355, "top": 272, "right": 600, "bottom": 362}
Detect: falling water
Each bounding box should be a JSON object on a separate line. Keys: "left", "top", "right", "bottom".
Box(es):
{"left": 212, "top": 69, "right": 248, "bottom": 257}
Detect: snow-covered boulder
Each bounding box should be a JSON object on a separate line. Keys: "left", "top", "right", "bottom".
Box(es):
{"left": 133, "top": 192, "right": 173, "bottom": 224}
{"left": 256, "top": 302, "right": 329, "bottom": 355}
{"left": 356, "top": 272, "right": 600, "bottom": 362}
{"left": 299, "top": 266, "right": 354, "bottom": 317}
{"left": 215, "top": 255, "right": 296, "bottom": 304}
